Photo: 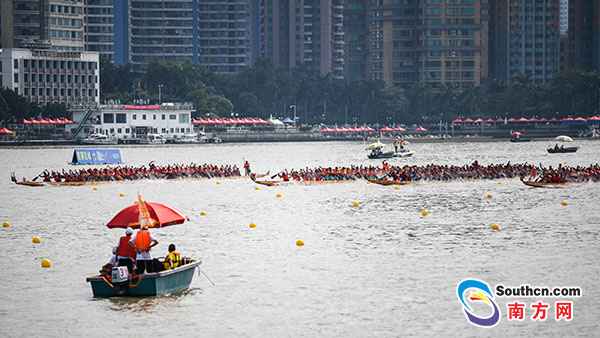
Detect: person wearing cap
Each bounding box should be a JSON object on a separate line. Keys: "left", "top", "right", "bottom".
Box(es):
{"left": 116, "top": 227, "right": 136, "bottom": 273}
{"left": 129, "top": 225, "right": 158, "bottom": 274}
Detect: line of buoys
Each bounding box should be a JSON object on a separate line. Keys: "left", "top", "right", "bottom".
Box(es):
{"left": 41, "top": 258, "right": 52, "bottom": 268}
{"left": 296, "top": 239, "right": 304, "bottom": 247}
{"left": 351, "top": 200, "right": 360, "bottom": 208}
{"left": 2, "top": 221, "right": 10, "bottom": 228}
{"left": 276, "top": 192, "right": 283, "bottom": 198}
{"left": 248, "top": 223, "right": 256, "bottom": 229}
{"left": 560, "top": 200, "right": 568, "bottom": 207}
{"left": 490, "top": 223, "right": 501, "bottom": 231}
{"left": 32, "top": 236, "right": 41, "bottom": 244}
{"left": 419, "top": 208, "right": 430, "bottom": 218}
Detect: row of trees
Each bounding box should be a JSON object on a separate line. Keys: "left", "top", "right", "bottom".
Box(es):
{"left": 2, "top": 58, "right": 600, "bottom": 124}
{"left": 101, "top": 59, "right": 600, "bottom": 123}
{"left": 0, "top": 88, "right": 66, "bottom": 123}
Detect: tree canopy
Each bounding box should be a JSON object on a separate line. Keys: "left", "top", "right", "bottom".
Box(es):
{"left": 2, "top": 58, "right": 600, "bottom": 124}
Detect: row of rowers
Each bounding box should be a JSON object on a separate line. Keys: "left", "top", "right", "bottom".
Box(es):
{"left": 109, "top": 226, "right": 182, "bottom": 274}
{"left": 38, "top": 162, "right": 241, "bottom": 183}
{"left": 259, "top": 162, "right": 600, "bottom": 182}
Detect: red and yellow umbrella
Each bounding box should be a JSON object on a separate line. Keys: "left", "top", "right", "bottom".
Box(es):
{"left": 106, "top": 194, "right": 187, "bottom": 229}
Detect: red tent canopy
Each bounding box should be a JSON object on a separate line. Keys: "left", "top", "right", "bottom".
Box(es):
{"left": 394, "top": 126, "right": 406, "bottom": 132}
{"left": 415, "top": 126, "right": 428, "bottom": 132}
{"left": 123, "top": 105, "right": 161, "bottom": 110}
{"left": 485, "top": 118, "right": 495, "bottom": 123}
{"left": 464, "top": 118, "right": 474, "bottom": 123}
{"left": 474, "top": 118, "right": 484, "bottom": 123}
{"left": 380, "top": 126, "right": 394, "bottom": 132}
{"left": 0, "top": 128, "right": 14, "bottom": 135}
{"left": 23, "top": 119, "right": 32, "bottom": 125}
{"left": 452, "top": 118, "right": 464, "bottom": 124}
{"left": 106, "top": 201, "right": 187, "bottom": 229}
{"left": 516, "top": 117, "right": 530, "bottom": 123}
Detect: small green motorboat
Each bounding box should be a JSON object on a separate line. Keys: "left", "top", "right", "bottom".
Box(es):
{"left": 87, "top": 259, "right": 201, "bottom": 298}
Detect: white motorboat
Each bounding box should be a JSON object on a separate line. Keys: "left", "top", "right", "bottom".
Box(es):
{"left": 172, "top": 133, "right": 201, "bottom": 144}
{"left": 81, "top": 133, "right": 118, "bottom": 145}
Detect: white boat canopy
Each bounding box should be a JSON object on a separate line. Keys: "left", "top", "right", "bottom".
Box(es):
{"left": 555, "top": 135, "right": 574, "bottom": 142}
{"left": 366, "top": 141, "right": 385, "bottom": 150}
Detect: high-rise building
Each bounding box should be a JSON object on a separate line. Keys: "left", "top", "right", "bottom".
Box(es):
{"left": 560, "top": 0, "right": 568, "bottom": 34}
{"left": 367, "top": 0, "right": 488, "bottom": 88}
{"left": 1, "top": 0, "right": 85, "bottom": 52}
{"left": 489, "top": 0, "right": 560, "bottom": 83}
{"left": 196, "top": 0, "right": 254, "bottom": 73}
{"left": 344, "top": 0, "right": 368, "bottom": 81}
{"left": 567, "top": 0, "right": 600, "bottom": 71}
{"left": 84, "top": 0, "right": 115, "bottom": 62}
{"left": 258, "top": 0, "right": 345, "bottom": 79}
{"left": 128, "top": 0, "right": 194, "bottom": 69}
{"left": 122, "top": 0, "right": 255, "bottom": 73}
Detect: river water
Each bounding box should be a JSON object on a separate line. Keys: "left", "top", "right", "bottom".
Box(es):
{"left": 0, "top": 140, "right": 599, "bottom": 337}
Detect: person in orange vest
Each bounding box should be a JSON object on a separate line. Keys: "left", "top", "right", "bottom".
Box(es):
{"left": 116, "top": 227, "right": 136, "bottom": 273}
{"left": 129, "top": 225, "right": 158, "bottom": 274}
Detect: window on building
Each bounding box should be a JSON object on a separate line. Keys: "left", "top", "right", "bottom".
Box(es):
{"left": 179, "top": 113, "right": 189, "bottom": 123}
{"left": 153, "top": 114, "right": 156, "bottom": 120}
{"left": 162, "top": 114, "right": 166, "bottom": 120}
{"left": 125, "top": 128, "right": 130, "bottom": 134}
{"left": 103, "top": 113, "right": 114, "bottom": 123}
{"left": 24, "top": 88, "right": 29, "bottom": 96}
{"left": 170, "top": 128, "right": 174, "bottom": 133}
{"left": 39, "top": 88, "right": 43, "bottom": 96}
{"left": 14, "top": 73, "right": 18, "bottom": 83}
{"left": 117, "top": 128, "right": 122, "bottom": 134}
{"left": 14, "top": 60, "right": 18, "bottom": 69}
{"left": 133, "top": 114, "right": 136, "bottom": 120}
{"left": 142, "top": 114, "right": 146, "bottom": 120}
{"left": 169, "top": 114, "right": 176, "bottom": 120}
{"left": 116, "top": 113, "right": 126, "bottom": 123}
{"left": 53, "top": 88, "right": 58, "bottom": 96}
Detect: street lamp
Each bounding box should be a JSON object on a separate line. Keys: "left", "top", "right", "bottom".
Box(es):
{"left": 158, "top": 84, "right": 164, "bottom": 104}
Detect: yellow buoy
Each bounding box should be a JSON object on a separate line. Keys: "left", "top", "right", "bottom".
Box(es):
{"left": 255, "top": 186, "right": 261, "bottom": 191}
{"left": 200, "top": 211, "right": 207, "bottom": 216}
{"left": 216, "top": 181, "right": 221, "bottom": 185}
{"left": 32, "top": 236, "right": 41, "bottom": 244}
{"left": 119, "top": 193, "right": 125, "bottom": 197}
{"left": 296, "top": 239, "right": 304, "bottom": 247}
{"left": 484, "top": 192, "right": 492, "bottom": 199}
{"left": 394, "top": 185, "right": 401, "bottom": 190}
{"left": 2, "top": 221, "right": 10, "bottom": 228}
{"left": 92, "top": 187, "right": 97, "bottom": 191}
{"left": 276, "top": 192, "right": 283, "bottom": 198}
{"left": 419, "top": 208, "right": 430, "bottom": 218}
{"left": 248, "top": 223, "right": 256, "bottom": 229}
{"left": 351, "top": 200, "right": 360, "bottom": 208}
{"left": 41, "top": 258, "right": 52, "bottom": 268}
{"left": 561, "top": 200, "right": 568, "bottom": 206}
{"left": 490, "top": 223, "right": 501, "bottom": 231}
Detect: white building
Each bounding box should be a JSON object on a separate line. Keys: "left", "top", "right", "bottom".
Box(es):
{"left": 0, "top": 48, "right": 100, "bottom": 106}
{"left": 77, "top": 103, "right": 194, "bottom": 139}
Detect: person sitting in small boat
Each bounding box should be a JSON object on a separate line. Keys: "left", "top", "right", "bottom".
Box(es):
{"left": 116, "top": 227, "right": 136, "bottom": 273}
{"left": 108, "top": 246, "right": 118, "bottom": 267}
{"left": 129, "top": 225, "right": 158, "bottom": 274}
{"left": 163, "top": 244, "right": 182, "bottom": 270}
